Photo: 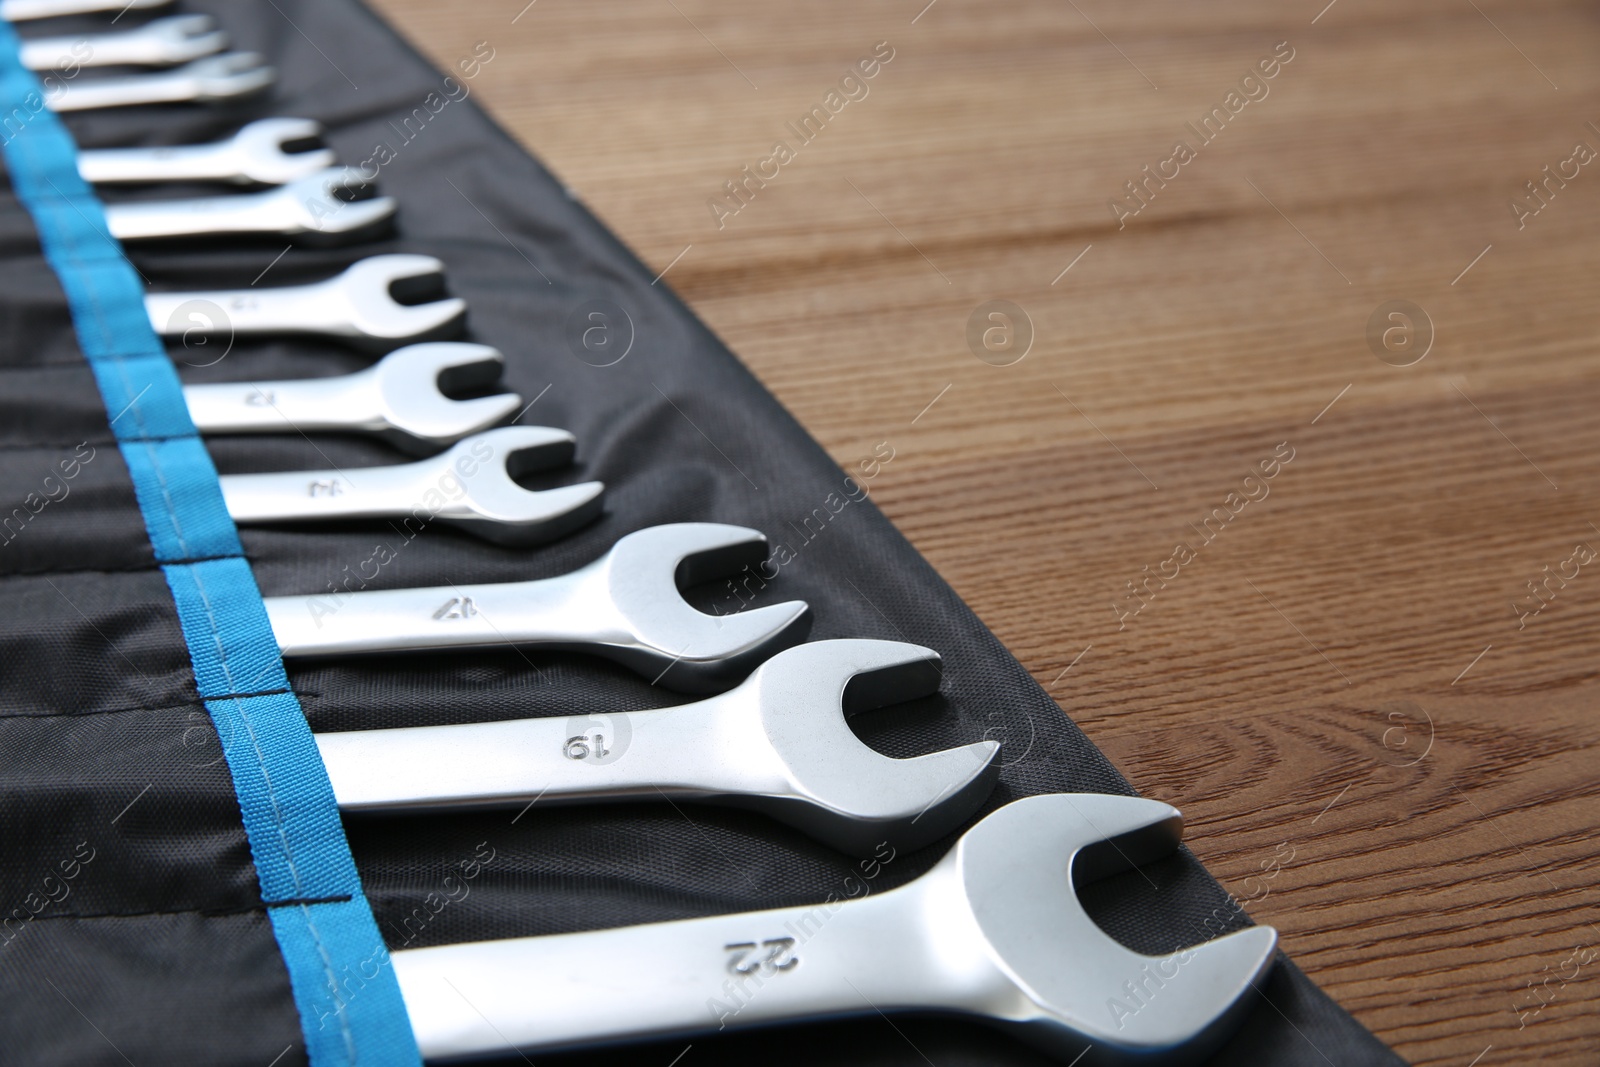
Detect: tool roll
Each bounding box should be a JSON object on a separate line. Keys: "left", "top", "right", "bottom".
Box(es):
{"left": 0, "top": 1, "right": 1402, "bottom": 1064}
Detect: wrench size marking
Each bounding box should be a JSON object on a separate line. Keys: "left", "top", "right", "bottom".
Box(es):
{"left": 245, "top": 389, "right": 275, "bottom": 406}
{"left": 308, "top": 479, "right": 343, "bottom": 497}
{"left": 562, "top": 732, "right": 610, "bottom": 761}
{"left": 724, "top": 938, "right": 798, "bottom": 976}
{"left": 433, "top": 596, "right": 478, "bottom": 621}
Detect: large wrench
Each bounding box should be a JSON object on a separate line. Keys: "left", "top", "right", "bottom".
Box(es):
{"left": 47, "top": 54, "right": 273, "bottom": 112}
{"left": 146, "top": 255, "right": 466, "bottom": 351}
{"left": 182, "top": 343, "right": 519, "bottom": 456}
{"left": 220, "top": 427, "right": 604, "bottom": 546}
{"left": 78, "top": 118, "right": 336, "bottom": 187}
{"left": 104, "top": 166, "right": 395, "bottom": 245}
{"left": 19, "top": 15, "right": 225, "bottom": 71}
{"left": 394, "top": 794, "right": 1279, "bottom": 1065}
{"left": 318, "top": 640, "right": 999, "bottom": 854}
{"left": 265, "top": 523, "right": 812, "bottom": 693}
{"left": 1, "top": 0, "right": 167, "bottom": 18}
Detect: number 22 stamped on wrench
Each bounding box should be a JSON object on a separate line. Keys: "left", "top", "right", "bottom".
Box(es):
{"left": 265, "top": 523, "right": 812, "bottom": 692}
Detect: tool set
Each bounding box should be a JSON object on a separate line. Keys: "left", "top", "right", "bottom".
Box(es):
{"left": 6, "top": 4, "right": 1278, "bottom": 1063}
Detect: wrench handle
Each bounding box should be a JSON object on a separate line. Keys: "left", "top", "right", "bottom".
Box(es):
{"left": 316, "top": 704, "right": 755, "bottom": 812}
{"left": 48, "top": 71, "right": 194, "bottom": 112}
{"left": 147, "top": 283, "right": 344, "bottom": 339}
{"left": 263, "top": 571, "right": 617, "bottom": 658}
{"left": 182, "top": 373, "right": 381, "bottom": 436}
{"left": 392, "top": 889, "right": 955, "bottom": 1060}
{"left": 80, "top": 142, "right": 240, "bottom": 186}
{"left": 105, "top": 189, "right": 280, "bottom": 241}
{"left": 218, "top": 462, "right": 429, "bottom": 525}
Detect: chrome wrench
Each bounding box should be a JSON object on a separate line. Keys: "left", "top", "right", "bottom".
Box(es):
{"left": 78, "top": 118, "right": 336, "bottom": 187}
{"left": 48, "top": 54, "right": 273, "bottom": 112}
{"left": 264, "top": 523, "right": 813, "bottom": 693}
{"left": 1, "top": 0, "right": 167, "bottom": 18}
{"left": 104, "top": 166, "right": 394, "bottom": 245}
{"left": 393, "top": 794, "right": 1279, "bottom": 1065}
{"left": 220, "top": 427, "right": 603, "bottom": 547}
{"left": 318, "top": 640, "right": 999, "bottom": 854}
{"left": 19, "top": 15, "right": 225, "bottom": 71}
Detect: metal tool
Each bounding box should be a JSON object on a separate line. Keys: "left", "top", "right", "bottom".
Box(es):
{"left": 19, "top": 15, "right": 225, "bottom": 71}
{"left": 265, "top": 523, "right": 812, "bottom": 692}
{"left": 146, "top": 255, "right": 466, "bottom": 351}
{"left": 319, "top": 640, "right": 998, "bottom": 854}
{"left": 48, "top": 54, "right": 273, "bottom": 113}
{"left": 182, "top": 343, "right": 520, "bottom": 456}
{"left": 1, "top": 0, "right": 167, "bottom": 19}
{"left": 103, "top": 166, "right": 394, "bottom": 245}
{"left": 78, "top": 118, "right": 336, "bottom": 187}
{"left": 220, "top": 427, "right": 603, "bottom": 546}
{"left": 393, "top": 793, "right": 1279, "bottom": 1064}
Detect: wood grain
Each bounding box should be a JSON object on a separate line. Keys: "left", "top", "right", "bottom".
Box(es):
{"left": 364, "top": 1, "right": 1600, "bottom": 1062}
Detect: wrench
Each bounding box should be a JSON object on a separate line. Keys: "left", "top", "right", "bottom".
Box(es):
{"left": 48, "top": 53, "right": 273, "bottom": 113}
{"left": 220, "top": 427, "right": 604, "bottom": 547}
{"left": 318, "top": 640, "right": 999, "bottom": 854}
{"left": 104, "top": 166, "right": 395, "bottom": 245}
{"left": 182, "top": 343, "right": 520, "bottom": 456}
{"left": 146, "top": 254, "right": 467, "bottom": 351}
{"left": 265, "top": 523, "right": 813, "bottom": 693}
{"left": 1, "top": 0, "right": 167, "bottom": 18}
{"left": 19, "top": 15, "right": 225, "bottom": 71}
{"left": 393, "top": 793, "right": 1279, "bottom": 1064}
{"left": 78, "top": 118, "right": 337, "bottom": 187}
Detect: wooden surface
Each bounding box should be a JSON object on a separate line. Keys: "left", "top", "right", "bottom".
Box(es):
{"left": 364, "top": 2, "right": 1600, "bottom": 1063}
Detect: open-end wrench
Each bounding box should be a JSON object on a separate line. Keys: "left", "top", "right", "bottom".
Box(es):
{"left": 318, "top": 640, "right": 999, "bottom": 854}
{"left": 1, "top": 0, "right": 167, "bottom": 19}
{"left": 265, "top": 523, "right": 813, "bottom": 693}
{"left": 394, "top": 793, "right": 1279, "bottom": 1064}
{"left": 220, "top": 427, "right": 604, "bottom": 546}
{"left": 48, "top": 54, "right": 273, "bottom": 113}
{"left": 19, "top": 15, "right": 226, "bottom": 71}
{"left": 146, "top": 255, "right": 466, "bottom": 351}
{"left": 104, "top": 166, "right": 395, "bottom": 245}
{"left": 78, "top": 118, "right": 336, "bottom": 187}
{"left": 182, "top": 343, "right": 520, "bottom": 456}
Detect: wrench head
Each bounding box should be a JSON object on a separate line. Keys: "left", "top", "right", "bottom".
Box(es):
{"left": 948, "top": 794, "right": 1278, "bottom": 1064}
{"left": 371, "top": 343, "right": 523, "bottom": 455}
{"left": 227, "top": 117, "right": 336, "bottom": 185}
{"left": 182, "top": 53, "right": 276, "bottom": 104}
{"left": 274, "top": 166, "right": 397, "bottom": 246}
{"left": 144, "top": 14, "right": 229, "bottom": 65}
{"left": 734, "top": 639, "right": 999, "bottom": 854}
{"left": 331, "top": 255, "right": 468, "bottom": 350}
{"left": 434, "top": 427, "right": 605, "bottom": 546}
{"left": 597, "top": 523, "right": 812, "bottom": 692}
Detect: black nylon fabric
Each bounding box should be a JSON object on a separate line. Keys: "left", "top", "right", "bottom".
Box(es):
{"left": 0, "top": 2, "right": 1407, "bottom": 1065}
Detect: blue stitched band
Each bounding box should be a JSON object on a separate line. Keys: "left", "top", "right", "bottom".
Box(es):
{"left": 0, "top": 24, "right": 419, "bottom": 1067}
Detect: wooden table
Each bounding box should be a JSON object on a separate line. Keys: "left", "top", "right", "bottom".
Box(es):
{"left": 365, "top": 2, "right": 1600, "bottom": 1062}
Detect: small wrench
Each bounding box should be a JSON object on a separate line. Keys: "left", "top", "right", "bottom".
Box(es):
{"left": 1, "top": 0, "right": 167, "bottom": 19}
{"left": 318, "top": 640, "right": 1000, "bottom": 854}
{"left": 146, "top": 254, "right": 466, "bottom": 351}
{"left": 182, "top": 343, "right": 520, "bottom": 456}
{"left": 78, "top": 118, "right": 336, "bottom": 187}
{"left": 265, "top": 523, "right": 813, "bottom": 693}
{"left": 220, "top": 427, "right": 604, "bottom": 547}
{"left": 48, "top": 53, "right": 273, "bottom": 113}
{"left": 393, "top": 794, "right": 1279, "bottom": 1064}
{"left": 19, "top": 15, "right": 225, "bottom": 71}
{"left": 104, "top": 166, "right": 395, "bottom": 245}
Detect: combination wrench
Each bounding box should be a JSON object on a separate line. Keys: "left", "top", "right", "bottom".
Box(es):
{"left": 103, "top": 166, "right": 395, "bottom": 245}
{"left": 47, "top": 54, "right": 273, "bottom": 112}
{"left": 77, "top": 118, "right": 336, "bottom": 187}
{"left": 393, "top": 793, "right": 1279, "bottom": 1065}
{"left": 220, "top": 427, "right": 604, "bottom": 547}
{"left": 146, "top": 255, "right": 466, "bottom": 351}
{"left": 1, "top": 0, "right": 167, "bottom": 17}
{"left": 181, "top": 343, "right": 520, "bottom": 455}
{"left": 265, "top": 523, "right": 813, "bottom": 693}
{"left": 318, "top": 640, "right": 999, "bottom": 854}
{"left": 18, "top": 15, "right": 225, "bottom": 71}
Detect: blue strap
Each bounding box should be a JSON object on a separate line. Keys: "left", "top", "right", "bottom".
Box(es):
{"left": 0, "top": 24, "right": 419, "bottom": 1067}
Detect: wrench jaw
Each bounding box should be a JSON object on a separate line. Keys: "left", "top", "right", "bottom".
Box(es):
{"left": 732, "top": 640, "right": 1001, "bottom": 855}
{"left": 599, "top": 524, "right": 813, "bottom": 693}
{"left": 337, "top": 255, "right": 469, "bottom": 351}
{"left": 229, "top": 118, "right": 338, "bottom": 186}
{"left": 949, "top": 794, "right": 1279, "bottom": 1065}
{"left": 183, "top": 53, "right": 277, "bottom": 104}
{"left": 147, "top": 15, "right": 229, "bottom": 66}
{"left": 279, "top": 167, "right": 398, "bottom": 246}
{"left": 372, "top": 343, "right": 522, "bottom": 455}
{"left": 434, "top": 427, "right": 606, "bottom": 547}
